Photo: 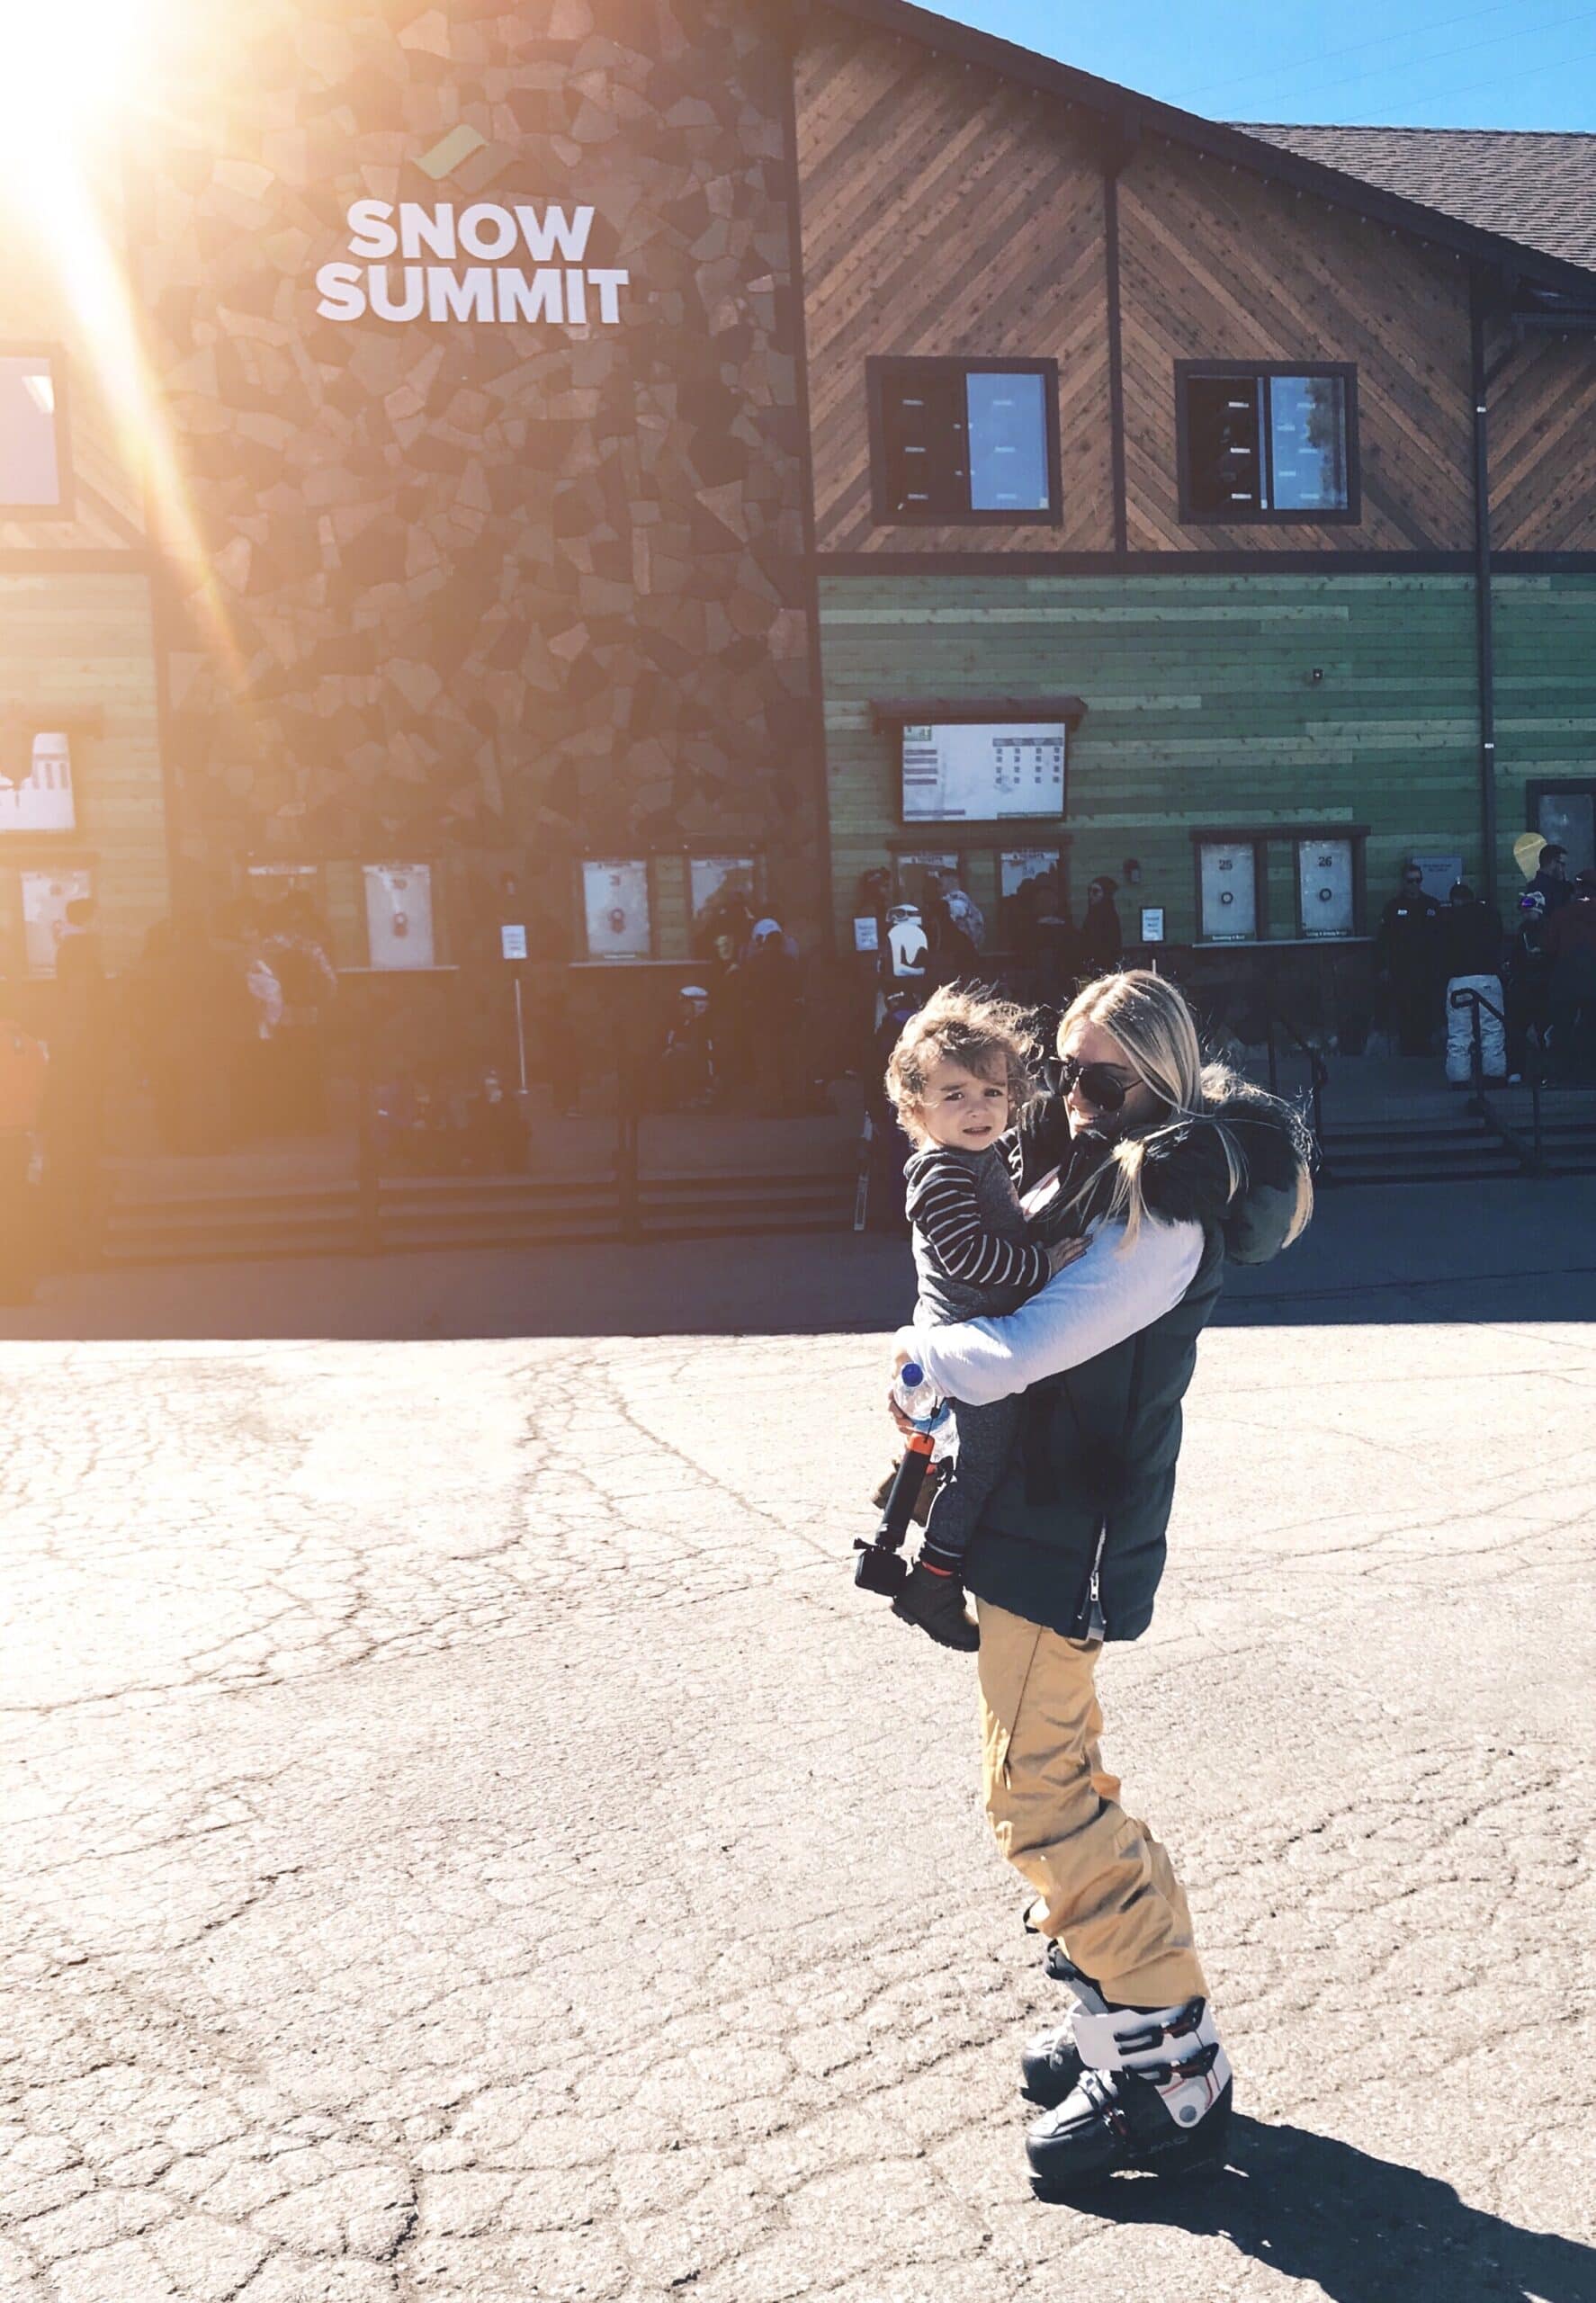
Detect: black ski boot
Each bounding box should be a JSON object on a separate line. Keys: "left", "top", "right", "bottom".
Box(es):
{"left": 892, "top": 1563, "right": 979, "bottom": 1651}
{"left": 1019, "top": 1941, "right": 1095, "bottom": 2107}
{"left": 1024, "top": 1959, "right": 1233, "bottom": 2194}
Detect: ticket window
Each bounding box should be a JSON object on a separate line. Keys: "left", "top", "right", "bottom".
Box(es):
{"left": 1197, "top": 841, "right": 1259, "bottom": 942}
{"left": 363, "top": 863, "right": 436, "bottom": 970}
{"left": 894, "top": 852, "right": 961, "bottom": 913}
{"left": 1297, "top": 838, "right": 1356, "bottom": 937}
{"left": 582, "top": 859, "right": 652, "bottom": 961}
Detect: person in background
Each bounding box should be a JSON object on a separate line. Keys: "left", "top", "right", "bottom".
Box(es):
{"left": 0, "top": 984, "right": 47, "bottom": 1302}
{"left": 695, "top": 886, "right": 756, "bottom": 1101}
{"left": 42, "top": 898, "right": 112, "bottom": 1267}
{"left": 262, "top": 897, "right": 337, "bottom": 1132}
{"left": 937, "top": 867, "right": 986, "bottom": 954}
{"left": 1375, "top": 861, "right": 1441, "bottom": 1056}
{"left": 127, "top": 919, "right": 185, "bottom": 1151}
{"left": 1545, "top": 868, "right": 1596, "bottom": 1080}
{"left": 1502, "top": 889, "right": 1552, "bottom": 1081}
{"left": 1078, "top": 875, "right": 1124, "bottom": 975}
{"left": 1437, "top": 881, "right": 1505, "bottom": 1085}
{"left": 240, "top": 925, "right": 284, "bottom": 1133}
{"left": 1013, "top": 871, "right": 1081, "bottom": 1015}
{"left": 740, "top": 917, "right": 803, "bottom": 1114}
{"left": 927, "top": 874, "right": 980, "bottom": 977}
{"left": 659, "top": 984, "right": 715, "bottom": 1110}
{"left": 525, "top": 930, "right": 581, "bottom": 1120}
{"left": 1528, "top": 841, "right": 1574, "bottom": 913}
{"left": 885, "top": 901, "right": 929, "bottom": 983}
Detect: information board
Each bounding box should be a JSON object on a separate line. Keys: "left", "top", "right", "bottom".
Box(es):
{"left": 901, "top": 722, "right": 1066, "bottom": 822}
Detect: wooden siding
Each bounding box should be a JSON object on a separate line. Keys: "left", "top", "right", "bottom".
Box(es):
{"left": 1494, "top": 575, "right": 1596, "bottom": 824}
{"left": 818, "top": 569, "right": 1515, "bottom": 945}
{"left": 1118, "top": 138, "right": 1475, "bottom": 554}
{"left": 796, "top": 14, "right": 1116, "bottom": 555}
{"left": 0, "top": 174, "right": 148, "bottom": 555}
{"left": 797, "top": 10, "right": 1533, "bottom": 562}
{"left": 0, "top": 573, "right": 170, "bottom": 970}
{"left": 1489, "top": 331, "right": 1596, "bottom": 551}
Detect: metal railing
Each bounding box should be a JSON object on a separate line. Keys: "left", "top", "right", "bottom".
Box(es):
{"left": 1449, "top": 982, "right": 1543, "bottom": 1173}
{"left": 1263, "top": 1011, "right": 1331, "bottom": 1160}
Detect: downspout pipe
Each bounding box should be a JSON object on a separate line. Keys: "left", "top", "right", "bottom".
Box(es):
{"left": 1469, "top": 269, "right": 1510, "bottom": 907}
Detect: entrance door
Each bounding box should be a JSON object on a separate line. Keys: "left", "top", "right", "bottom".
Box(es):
{"left": 1531, "top": 784, "right": 1596, "bottom": 876}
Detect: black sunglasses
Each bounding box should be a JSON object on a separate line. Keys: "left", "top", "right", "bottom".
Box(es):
{"left": 1057, "top": 1054, "right": 1132, "bottom": 1113}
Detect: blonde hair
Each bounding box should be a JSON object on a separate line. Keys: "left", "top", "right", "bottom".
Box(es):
{"left": 885, "top": 981, "right": 1041, "bottom": 1137}
{"left": 1059, "top": 970, "right": 1314, "bottom": 1248}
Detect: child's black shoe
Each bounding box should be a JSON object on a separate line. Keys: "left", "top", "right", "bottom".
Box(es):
{"left": 892, "top": 1563, "right": 979, "bottom": 1651}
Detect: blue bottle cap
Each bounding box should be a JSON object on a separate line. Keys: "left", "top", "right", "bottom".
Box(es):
{"left": 900, "top": 1361, "right": 924, "bottom": 1389}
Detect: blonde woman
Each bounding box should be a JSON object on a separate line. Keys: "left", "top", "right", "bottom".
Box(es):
{"left": 892, "top": 969, "right": 1313, "bottom": 2195}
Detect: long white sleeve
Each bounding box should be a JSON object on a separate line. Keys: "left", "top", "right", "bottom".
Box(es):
{"left": 896, "top": 1217, "right": 1205, "bottom": 1407}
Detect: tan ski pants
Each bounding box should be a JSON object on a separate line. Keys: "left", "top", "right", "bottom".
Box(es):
{"left": 977, "top": 1598, "right": 1208, "bottom": 2008}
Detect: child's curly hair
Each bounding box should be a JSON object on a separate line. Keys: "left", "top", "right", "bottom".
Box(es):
{"left": 884, "top": 982, "right": 1043, "bottom": 1129}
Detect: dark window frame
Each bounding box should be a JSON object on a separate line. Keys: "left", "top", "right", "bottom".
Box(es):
{"left": 1527, "top": 777, "right": 1596, "bottom": 870}
{"left": 0, "top": 343, "right": 74, "bottom": 520}
{"left": 866, "top": 356, "right": 1063, "bottom": 528}
{"left": 1175, "top": 361, "right": 1360, "bottom": 528}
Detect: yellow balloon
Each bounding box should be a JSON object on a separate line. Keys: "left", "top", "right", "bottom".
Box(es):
{"left": 1513, "top": 831, "right": 1545, "bottom": 879}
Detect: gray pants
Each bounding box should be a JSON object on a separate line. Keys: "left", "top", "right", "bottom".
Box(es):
{"left": 918, "top": 1395, "right": 1020, "bottom": 1576}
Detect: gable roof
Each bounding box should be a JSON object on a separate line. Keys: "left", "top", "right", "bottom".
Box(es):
{"left": 829, "top": 0, "right": 1596, "bottom": 295}
{"left": 1233, "top": 128, "right": 1596, "bottom": 277}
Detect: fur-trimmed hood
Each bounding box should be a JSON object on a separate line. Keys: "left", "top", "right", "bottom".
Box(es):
{"left": 1140, "top": 1078, "right": 1313, "bottom": 1264}
{"left": 1025, "top": 1073, "right": 1313, "bottom": 1267}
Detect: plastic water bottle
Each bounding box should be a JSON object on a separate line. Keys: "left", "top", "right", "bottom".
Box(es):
{"left": 893, "top": 1362, "right": 956, "bottom": 1460}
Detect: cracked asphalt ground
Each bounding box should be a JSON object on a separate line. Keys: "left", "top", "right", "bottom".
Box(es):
{"left": 4, "top": 1210, "right": 1595, "bottom": 2302}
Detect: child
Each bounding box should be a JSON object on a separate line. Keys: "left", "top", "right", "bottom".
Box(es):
{"left": 883, "top": 985, "right": 1080, "bottom": 1651}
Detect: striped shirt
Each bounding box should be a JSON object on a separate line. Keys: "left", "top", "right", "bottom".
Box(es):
{"left": 903, "top": 1137, "right": 1052, "bottom": 1323}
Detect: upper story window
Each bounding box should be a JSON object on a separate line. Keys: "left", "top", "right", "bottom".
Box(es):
{"left": 0, "top": 351, "right": 66, "bottom": 510}
{"left": 1179, "top": 363, "right": 1358, "bottom": 524}
{"left": 869, "top": 358, "right": 1061, "bottom": 524}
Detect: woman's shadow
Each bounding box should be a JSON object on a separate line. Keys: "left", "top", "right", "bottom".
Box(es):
{"left": 1045, "top": 2114, "right": 1591, "bottom": 2301}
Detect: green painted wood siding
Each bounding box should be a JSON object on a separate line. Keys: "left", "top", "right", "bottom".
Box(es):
{"left": 818, "top": 570, "right": 1596, "bottom": 943}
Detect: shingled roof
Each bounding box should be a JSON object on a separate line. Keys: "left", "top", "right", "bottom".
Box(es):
{"left": 1233, "top": 126, "right": 1596, "bottom": 275}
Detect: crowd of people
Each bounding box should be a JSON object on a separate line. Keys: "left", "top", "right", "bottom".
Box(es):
{"left": 1374, "top": 845, "right": 1596, "bottom": 1082}
{"left": 125, "top": 896, "right": 340, "bottom": 1153}
{"left": 654, "top": 887, "right": 810, "bottom": 1114}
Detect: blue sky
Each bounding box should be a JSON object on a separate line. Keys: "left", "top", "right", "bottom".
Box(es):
{"left": 933, "top": 2, "right": 1596, "bottom": 130}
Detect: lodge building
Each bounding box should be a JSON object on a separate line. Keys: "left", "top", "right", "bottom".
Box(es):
{"left": 7, "top": 0, "right": 1596, "bottom": 1047}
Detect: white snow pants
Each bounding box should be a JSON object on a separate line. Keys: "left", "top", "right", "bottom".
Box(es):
{"left": 1445, "top": 973, "right": 1506, "bottom": 1082}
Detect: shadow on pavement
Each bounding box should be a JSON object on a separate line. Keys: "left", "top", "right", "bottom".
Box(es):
{"left": 1, "top": 1179, "right": 1593, "bottom": 1343}
{"left": 1054, "top": 2115, "right": 1592, "bottom": 2302}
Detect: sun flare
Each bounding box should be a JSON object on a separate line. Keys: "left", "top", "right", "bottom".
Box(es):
{"left": 0, "top": 0, "right": 156, "bottom": 161}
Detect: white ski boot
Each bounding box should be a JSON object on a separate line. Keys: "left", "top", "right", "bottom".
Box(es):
{"left": 1023, "top": 1954, "right": 1233, "bottom": 2192}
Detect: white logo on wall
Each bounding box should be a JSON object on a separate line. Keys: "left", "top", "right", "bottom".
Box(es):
{"left": 0, "top": 732, "right": 76, "bottom": 834}
{"left": 316, "top": 202, "right": 630, "bottom": 326}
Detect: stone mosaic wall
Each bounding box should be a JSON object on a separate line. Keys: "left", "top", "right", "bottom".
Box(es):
{"left": 134, "top": 0, "right": 824, "bottom": 952}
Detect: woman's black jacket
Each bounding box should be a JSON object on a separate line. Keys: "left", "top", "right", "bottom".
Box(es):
{"left": 964, "top": 1084, "right": 1309, "bottom": 1644}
